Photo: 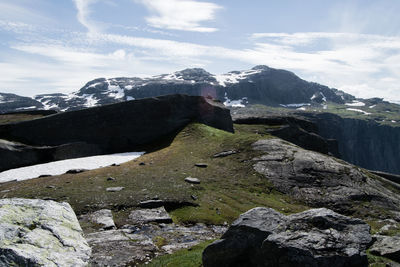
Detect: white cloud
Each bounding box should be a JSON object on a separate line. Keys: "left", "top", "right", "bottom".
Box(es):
{"left": 135, "top": 0, "right": 221, "bottom": 32}
{"left": 72, "top": 0, "right": 101, "bottom": 33}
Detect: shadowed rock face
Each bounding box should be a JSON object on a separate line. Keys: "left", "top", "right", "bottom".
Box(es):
{"left": 300, "top": 112, "right": 400, "bottom": 175}
{"left": 0, "top": 94, "right": 233, "bottom": 171}
{"left": 203, "top": 207, "right": 371, "bottom": 267}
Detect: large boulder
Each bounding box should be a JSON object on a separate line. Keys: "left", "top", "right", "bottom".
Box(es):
{"left": 370, "top": 235, "right": 400, "bottom": 262}
{"left": 0, "top": 198, "right": 91, "bottom": 266}
{"left": 252, "top": 138, "right": 400, "bottom": 215}
{"left": 203, "top": 207, "right": 372, "bottom": 267}
{"left": 0, "top": 94, "right": 233, "bottom": 171}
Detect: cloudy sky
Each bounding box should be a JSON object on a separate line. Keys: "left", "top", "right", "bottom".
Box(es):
{"left": 1, "top": 0, "right": 400, "bottom": 102}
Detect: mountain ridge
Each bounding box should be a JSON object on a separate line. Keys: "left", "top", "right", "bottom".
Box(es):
{"left": 1, "top": 65, "right": 357, "bottom": 113}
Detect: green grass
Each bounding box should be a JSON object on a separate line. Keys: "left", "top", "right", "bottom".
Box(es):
{"left": 141, "top": 240, "right": 213, "bottom": 267}
{"left": 0, "top": 123, "right": 307, "bottom": 228}
{"left": 0, "top": 114, "right": 45, "bottom": 124}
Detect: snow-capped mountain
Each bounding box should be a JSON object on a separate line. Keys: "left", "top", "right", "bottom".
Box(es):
{"left": 1, "top": 65, "right": 356, "bottom": 113}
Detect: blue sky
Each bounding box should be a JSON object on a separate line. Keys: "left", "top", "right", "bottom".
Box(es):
{"left": 1, "top": 0, "right": 400, "bottom": 102}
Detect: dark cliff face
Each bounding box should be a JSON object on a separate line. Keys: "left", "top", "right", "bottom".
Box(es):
{"left": 301, "top": 112, "right": 400, "bottom": 174}
{"left": 0, "top": 94, "right": 233, "bottom": 171}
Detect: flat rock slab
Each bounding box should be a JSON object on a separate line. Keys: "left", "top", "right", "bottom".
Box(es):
{"left": 82, "top": 209, "right": 116, "bottom": 230}
{"left": 185, "top": 177, "right": 201, "bottom": 184}
{"left": 87, "top": 223, "right": 228, "bottom": 266}
{"left": 129, "top": 207, "right": 172, "bottom": 224}
{"left": 0, "top": 198, "right": 91, "bottom": 266}
{"left": 203, "top": 207, "right": 371, "bottom": 267}
{"left": 106, "top": 187, "right": 124, "bottom": 192}
{"left": 370, "top": 235, "right": 400, "bottom": 262}
{"left": 213, "top": 150, "right": 238, "bottom": 158}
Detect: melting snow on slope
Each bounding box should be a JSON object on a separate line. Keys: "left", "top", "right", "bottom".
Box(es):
{"left": 346, "top": 108, "right": 371, "bottom": 115}
{"left": 215, "top": 69, "right": 263, "bottom": 87}
{"left": 106, "top": 79, "right": 125, "bottom": 99}
{"left": 345, "top": 101, "right": 365, "bottom": 107}
{"left": 223, "top": 93, "right": 247, "bottom": 107}
{"left": 15, "top": 106, "right": 37, "bottom": 110}
{"left": 280, "top": 103, "right": 311, "bottom": 108}
{"left": 83, "top": 94, "right": 98, "bottom": 107}
{"left": 369, "top": 105, "right": 376, "bottom": 109}
{"left": 0, "top": 152, "right": 144, "bottom": 183}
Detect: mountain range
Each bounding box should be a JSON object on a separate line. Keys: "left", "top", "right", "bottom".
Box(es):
{"left": 1, "top": 65, "right": 357, "bottom": 112}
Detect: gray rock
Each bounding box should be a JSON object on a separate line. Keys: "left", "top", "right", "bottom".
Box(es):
{"left": 203, "top": 207, "right": 371, "bottom": 267}
{"left": 106, "top": 187, "right": 124, "bottom": 192}
{"left": 129, "top": 207, "right": 172, "bottom": 224}
{"left": 0, "top": 198, "right": 91, "bottom": 266}
{"left": 185, "top": 177, "right": 201, "bottom": 184}
{"left": 213, "top": 150, "right": 238, "bottom": 158}
{"left": 85, "top": 209, "right": 116, "bottom": 230}
{"left": 195, "top": 163, "right": 208, "bottom": 168}
{"left": 370, "top": 235, "right": 400, "bottom": 262}
{"left": 66, "top": 169, "right": 87, "bottom": 174}
{"left": 252, "top": 138, "right": 400, "bottom": 214}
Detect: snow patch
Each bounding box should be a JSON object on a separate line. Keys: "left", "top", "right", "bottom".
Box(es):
{"left": 346, "top": 108, "right": 371, "bottom": 115}
{"left": 126, "top": 96, "right": 135, "bottom": 101}
{"left": 280, "top": 103, "right": 310, "bottom": 108}
{"left": 83, "top": 94, "right": 98, "bottom": 107}
{"left": 369, "top": 105, "right": 376, "bottom": 109}
{"left": 345, "top": 101, "right": 365, "bottom": 107}
{"left": 0, "top": 152, "right": 144, "bottom": 183}
{"left": 297, "top": 107, "right": 307, "bottom": 111}
{"left": 105, "top": 79, "right": 125, "bottom": 99}
{"left": 215, "top": 69, "right": 263, "bottom": 87}
{"left": 223, "top": 92, "right": 247, "bottom": 108}
{"left": 392, "top": 120, "right": 397, "bottom": 123}
{"left": 15, "top": 106, "right": 36, "bottom": 110}
{"left": 125, "top": 85, "right": 133, "bottom": 90}
{"left": 88, "top": 82, "right": 103, "bottom": 88}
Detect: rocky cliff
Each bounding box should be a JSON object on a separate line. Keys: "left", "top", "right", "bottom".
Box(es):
{"left": 0, "top": 94, "right": 233, "bottom": 171}
{"left": 300, "top": 112, "right": 400, "bottom": 174}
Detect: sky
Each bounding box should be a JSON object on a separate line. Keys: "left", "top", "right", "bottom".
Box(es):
{"left": 1, "top": 0, "right": 400, "bottom": 103}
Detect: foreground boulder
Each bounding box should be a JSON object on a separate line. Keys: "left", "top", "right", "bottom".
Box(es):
{"left": 0, "top": 94, "right": 233, "bottom": 171}
{"left": 0, "top": 198, "right": 91, "bottom": 266}
{"left": 370, "top": 235, "right": 400, "bottom": 262}
{"left": 203, "top": 207, "right": 371, "bottom": 267}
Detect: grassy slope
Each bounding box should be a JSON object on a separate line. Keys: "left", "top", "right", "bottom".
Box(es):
{"left": 0, "top": 113, "right": 45, "bottom": 124}
{"left": 0, "top": 123, "right": 307, "bottom": 227}
{"left": 1, "top": 122, "right": 397, "bottom": 266}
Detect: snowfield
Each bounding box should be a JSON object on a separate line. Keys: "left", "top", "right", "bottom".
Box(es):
{"left": 0, "top": 152, "right": 144, "bottom": 183}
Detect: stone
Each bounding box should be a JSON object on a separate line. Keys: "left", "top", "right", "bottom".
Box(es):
{"left": 251, "top": 138, "right": 400, "bottom": 214}
{"left": 129, "top": 207, "right": 172, "bottom": 224}
{"left": 106, "top": 187, "right": 124, "bottom": 192}
{"left": 0, "top": 198, "right": 91, "bottom": 266}
{"left": 66, "top": 169, "right": 87, "bottom": 174}
{"left": 370, "top": 235, "right": 400, "bottom": 262}
{"left": 195, "top": 163, "right": 208, "bottom": 168}
{"left": 86, "top": 209, "right": 116, "bottom": 230}
{"left": 185, "top": 177, "right": 200, "bottom": 184}
{"left": 139, "top": 162, "right": 146, "bottom": 166}
{"left": 213, "top": 150, "right": 238, "bottom": 158}
{"left": 106, "top": 177, "right": 115, "bottom": 181}
{"left": 203, "top": 207, "right": 371, "bottom": 267}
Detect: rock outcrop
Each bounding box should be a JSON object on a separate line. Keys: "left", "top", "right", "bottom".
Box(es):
{"left": 233, "top": 114, "right": 339, "bottom": 157}
{"left": 0, "top": 94, "right": 233, "bottom": 171}
{"left": 370, "top": 235, "right": 400, "bottom": 262}
{"left": 203, "top": 207, "right": 371, "bottom": 267}
{"left": 300, "top": 112, "right": 400, "bottom": 174}
{"left": 252, "top": 138, "right": 400, "bottom": 215}
{"left": 0, "top": 198, "right": 91, "bottom": 266}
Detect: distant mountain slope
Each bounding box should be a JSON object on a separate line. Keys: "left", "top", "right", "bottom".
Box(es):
{"left": 0, "top": 65, "right": 355, "bottom": 113}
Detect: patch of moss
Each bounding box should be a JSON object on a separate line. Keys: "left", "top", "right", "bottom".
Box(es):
{"left": 141, "top": 240, "right": 213, "bottom": 267}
